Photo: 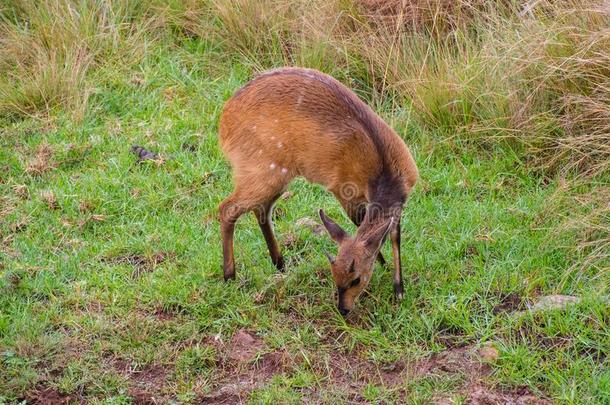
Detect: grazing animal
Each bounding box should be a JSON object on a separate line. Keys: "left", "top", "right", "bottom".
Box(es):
{"left": 218, "top": 67, "right": 418, "bottom": 315}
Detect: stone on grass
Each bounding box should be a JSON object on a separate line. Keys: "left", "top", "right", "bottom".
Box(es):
{"left": 295, "top": 217, "right": 325, "bottom": 235}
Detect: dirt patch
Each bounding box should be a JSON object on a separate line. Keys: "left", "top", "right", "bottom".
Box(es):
{"left": 423, "top": 346, "right": 550, "bottom": 404}
{"left": 228, "top": 329, "right": 266, "bottom": 363}
{"left": 303, "top": 344, "right": 550, "bottom": 403}
{"left": 41, "top": 190, "right": 59, "bottom": 210}
{"left": 112, "top": 358, "right": 170, "bottom": 404}
{"left": 422, "top": 345, "right": 485, "bottom": 375}
{"left": 493, "top": 292, "right": 525, "bottom": 314}
{"left": 197, "top": 329, "right": 292, "bottom": 403}
{"left": 465, "top": 384, "right": 548, "bottom": 405}
{"left": 22, "top": 384, "right": 84, "bottom": 405}
{"left": 320, "top": 349, "right": 411, "bottom": 389}
{"left": 101, "top": 251, "right": 173, "bottom": 277}
{"left": 151, "top": 306, "right": 176, "bottom": 321}
{"left": 295, "top": 216, "right": 325, "bottom": 235}
{"left": 199, "top": 393, "right": 244, "bottom": 404}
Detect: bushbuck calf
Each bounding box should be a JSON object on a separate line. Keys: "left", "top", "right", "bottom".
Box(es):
{"left": 219, "top": 67, "right": 418, "bottom": 315}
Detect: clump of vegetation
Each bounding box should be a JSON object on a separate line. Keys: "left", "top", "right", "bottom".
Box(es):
{"left": 0, "top": 0, "right": 153, "bottom": 120}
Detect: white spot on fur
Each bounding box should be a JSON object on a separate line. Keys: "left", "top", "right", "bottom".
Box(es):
{"left": 271, "top": 135, "right": 276, "bottom": 140}
{"left": 281, "top": 167, "right": 288, "bottom": 174}
{"left": 277, "top": 142, "right": 283, "bottom": 148}
{"left": 270, "top": 163, "right": 276, "bottom": 169}
{"left": 296, "top": 94, "right": 303, "bottom": 105}
{"left": 258, "top": 149, "right": 262, "bottom": 155}
{"left": 252, "top": 125, "right": 257, "bottom": 130}
{"left": 274, "top": 119, "right": 278, "bottom": 123}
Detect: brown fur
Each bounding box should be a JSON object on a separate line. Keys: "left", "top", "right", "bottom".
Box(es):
{"left": 219, "top": 67, "right": 418, "bottom": 314}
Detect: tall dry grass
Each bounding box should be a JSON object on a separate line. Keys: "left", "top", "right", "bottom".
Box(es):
{"left": 0, "top": 0, "right": 156, "bottom": 120}
{"left": 548, "top": 184, "right": 610, "bottom": 292}
{"left": 355, "top": 1, "right": 609, "bottom": 176}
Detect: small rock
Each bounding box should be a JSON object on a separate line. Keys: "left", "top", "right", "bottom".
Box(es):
{"left": 281, "top": 191, "right": 293, "bottom": 200}
{"left": 478, "top": 344, "right": 499, "bottom": 362}
{"left": 295, "top": 217, "right": 325, "bottom": 236}
{"left": 131, "top": 145, "right": 158, "bottom": 162}
{"left": 529, "top": 295, "right": 581, "bottom": 313}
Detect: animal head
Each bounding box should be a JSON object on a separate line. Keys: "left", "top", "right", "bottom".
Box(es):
{"left": 319, "top": 209, "right": 394, "bottom": 316}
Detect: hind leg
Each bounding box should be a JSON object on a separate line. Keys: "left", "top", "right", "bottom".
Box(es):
{"left": 219, "top": 191, "right": 248, "bottom": 281}
{"left": 254, "top": 194, "right": 284, "bottom": 271}
{"left": 219, "top": 174, "right": 287, "bottom": 280}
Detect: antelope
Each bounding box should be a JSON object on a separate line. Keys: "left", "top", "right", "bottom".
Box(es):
{"left": 218, "top": 67, "right": 418, "bottom": 315}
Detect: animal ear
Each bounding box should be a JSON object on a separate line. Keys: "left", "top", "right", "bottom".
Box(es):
{"left": 364, "top": 217, "right": 395, "bottom": 254}
{"left": 319, "top": 209, "right": 347, "bottom": 244}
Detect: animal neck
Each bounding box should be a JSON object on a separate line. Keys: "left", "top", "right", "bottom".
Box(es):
{"left": 357, "top": 171, "right": 405, "bottom": 238}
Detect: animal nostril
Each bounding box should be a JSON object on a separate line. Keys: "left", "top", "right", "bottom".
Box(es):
{"left": 338, "top": 307, "right": 349, "bottom": 316}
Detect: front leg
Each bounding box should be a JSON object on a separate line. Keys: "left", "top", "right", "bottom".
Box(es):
{"left": 390, "top": 219, "right": 403, "bottom": 299}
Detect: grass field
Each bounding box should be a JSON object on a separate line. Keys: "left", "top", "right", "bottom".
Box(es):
{"left": 1, "top": 1, "right": 609, "bottom": 403}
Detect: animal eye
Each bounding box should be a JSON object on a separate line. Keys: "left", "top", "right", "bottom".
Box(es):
{"left": 350, "top": 277, "right": 360, "bottom": 287}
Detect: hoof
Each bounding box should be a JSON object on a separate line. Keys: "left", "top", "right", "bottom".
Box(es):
{"left": 394, "top": 283, "right": 404, "bottom": 300}
{"left": 223, "top": 270, "right": 235, "bottom": 282}
{"left": 275, "top": 256, "right": 285, "bottom": 272}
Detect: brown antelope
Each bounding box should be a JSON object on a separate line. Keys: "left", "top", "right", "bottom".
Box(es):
{"left": 219, "top": 67, "right": 418, "bottom": 315}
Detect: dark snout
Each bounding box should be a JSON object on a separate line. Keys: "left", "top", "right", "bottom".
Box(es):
{"left": 337, "top": 288, "right": 351, "bottom": 316}
{"left": 338, "top": 307, "right": 350, "bottom": 317}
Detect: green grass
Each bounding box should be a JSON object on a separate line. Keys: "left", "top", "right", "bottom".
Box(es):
{"left": 1, "top": 11, "right": 609, "bottom": 405}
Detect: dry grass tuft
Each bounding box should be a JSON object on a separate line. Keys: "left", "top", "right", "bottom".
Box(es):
{"left": 549, "top": 184, "right": 610, "bottom": 292}
{"left": 25, "top": 142, "right": 55, "bottom": 176}
{"left": 41, "top": 190, "right": 59, "bottom": 210}
{"left": 355, "top": 0, "right": 499, "bottom": 33}
{"left": 0, "top": 0, "right": 151, "bottom": 120}
{"left": 352, "top": 0, "right": 610, "bottom": 177}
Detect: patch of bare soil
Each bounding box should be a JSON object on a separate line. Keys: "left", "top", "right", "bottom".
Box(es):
{"left": 112, "top": 358, "right": 170, "bottom": 405}
{"left": 424, "top": 346, "right": 550, "bottom": 405}
{"left": 22, "top": 385, "right": 84, "bottom": 405}
{"left": 301, "top": 344, "right": 549, "bottom": 404}
{"left": 151, "top": 306, "right": 176, "bottom": 321}
{"left": 465, "top": 384, "right": 548, "bottom": 405}
{"left": 493, "top": 292, "right": 525, "bottom": 314}
{"left": 197, "top": 329, "right": 292, "bottom": 404}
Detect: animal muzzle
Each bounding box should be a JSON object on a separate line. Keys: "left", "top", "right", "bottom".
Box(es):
{"left": 338, "top": 307, "right": 350, "bottom": 317}
{"left": 337, "top": 289, "right": 351, "bottom": 316}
